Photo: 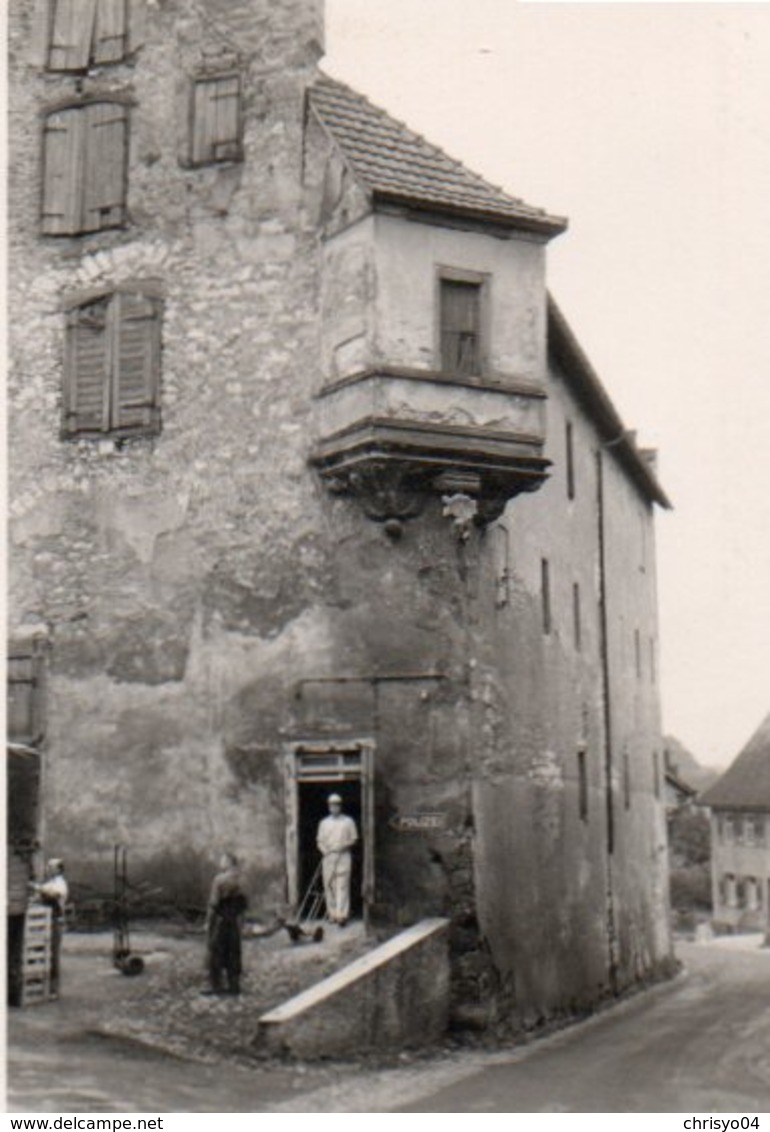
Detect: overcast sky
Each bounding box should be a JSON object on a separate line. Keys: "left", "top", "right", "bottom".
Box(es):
{"left": 324, "top": 1, "right": 770, "bottom": 770}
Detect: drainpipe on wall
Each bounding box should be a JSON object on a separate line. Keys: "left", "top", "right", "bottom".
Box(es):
{"left": 596, "top": 449, "right": 619, "bottom": 993}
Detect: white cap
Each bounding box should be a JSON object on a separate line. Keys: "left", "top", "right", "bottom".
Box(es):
{"left": 327, "top": 793, "right": 342, "bottom": 804}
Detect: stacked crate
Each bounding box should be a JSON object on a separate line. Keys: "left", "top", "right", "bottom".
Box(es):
{"left": 20, "top": 905, "right": 52, "bottom": 1005}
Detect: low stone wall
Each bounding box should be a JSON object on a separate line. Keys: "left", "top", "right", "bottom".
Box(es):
{"left": 255, "top": 918, "right": 450, "bottom": 1058}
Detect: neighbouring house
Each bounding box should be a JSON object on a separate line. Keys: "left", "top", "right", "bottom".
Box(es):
{"left": 664, "top": 757, "right": 698, "bottom": 813}
{"left": 7, "top": 0, "right": 673, "bottom": 1031}
{"left": 700, "top": 714, "right": 770, "bottom": 932}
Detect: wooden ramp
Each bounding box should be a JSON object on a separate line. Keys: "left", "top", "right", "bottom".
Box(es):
{"left": 256, "top": 918, "right": 449, "bottom": 1058}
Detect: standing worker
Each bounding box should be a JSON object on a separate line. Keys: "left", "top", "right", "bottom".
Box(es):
{"left": 204, "top": 852, "right": 248, "bottom": 996}
{"left": 32, "top": 858, "right": 68, "bottom": 997}
{"left": 317, "top": 794, "right": 358, "bottom": 926}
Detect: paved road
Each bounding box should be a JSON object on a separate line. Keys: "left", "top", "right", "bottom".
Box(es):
{"left": 8, "top": 940, "right": 770, "bottom": 1112}
{"left": 393, "top": 940, "right": 770, "bottom": 1113}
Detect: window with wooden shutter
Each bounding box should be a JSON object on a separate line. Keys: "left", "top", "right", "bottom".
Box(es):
{"left": 47, "top": 0, "right": 128, "bottom": 72}
{"left": 440, "top": 278, "right": 482, "bottom": 376}
{"left": 7, "top": 649, "right": 45, "bottom": 747}
{"left": 42, "top": 101, "right": 128, "bottom": 236}
{"left": 63, "top": 290, "right": 162, "bottom": 439}
{"left": 190, "top": 73, "right": 243, "bottom": 166}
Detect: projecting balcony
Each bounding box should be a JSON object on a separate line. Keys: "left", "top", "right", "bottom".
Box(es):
{"left": 310, "top": 366, "right": 550, "bottom": 527}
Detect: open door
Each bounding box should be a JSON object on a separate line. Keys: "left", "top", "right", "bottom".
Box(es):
{"left": 284, "top": 740, "right": 375, "bottom": 925}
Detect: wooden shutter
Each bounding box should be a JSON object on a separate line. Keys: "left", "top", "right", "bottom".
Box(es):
{"left": 112, "top": 292, "right": 161, "bottom": 433}
{"left": 93, "top": 0, "right": 127, "bottom": 64}
{"left": 42, "top": 107, "right": 83, "bottom": 235}
{"left": 191, "top": 75, "right": 242, "bottom": 165}
{"left": 47, "top": 0, "right": 97, "bottom": 71}
{"left": 63, "top": 298, "right": 110, "bottom": 434}
{"left": 82, "top": 102, "right": 128, "bottom": 232}
{"left": 440, "top": 280, "right": 481, "bottom": 375}
{"left": 7, "top": 655, "right": 44, "bottom": 746}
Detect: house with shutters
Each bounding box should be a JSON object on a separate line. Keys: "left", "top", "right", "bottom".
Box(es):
{"left": 8, "top": 0, "right": 673, "bottom": 1030}
{"left": 700, "top": 714, "right": 770, "bottom": 932}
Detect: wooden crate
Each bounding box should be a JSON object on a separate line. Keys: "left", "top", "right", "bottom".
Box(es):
{"left": 20, "top": 905, "right": 52, "bottom": 1006}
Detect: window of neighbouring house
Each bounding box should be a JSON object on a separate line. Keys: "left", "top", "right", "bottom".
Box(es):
{"left": 729, "top": 814, "right": 745, "bottom": 844}
{"left": 189, "top": 73, "right": 243, "bottom": 166}
{"left": 46, "top": 0, "right": 128, "bottom": 72}
{"left": 746, "top": 877, "right": 761, "bottom": 911}
{"left": 62, "top": 290, "right": 162, "bottom": 439}
{"left": 439, "top": 278, "right": 482, "bottom": 376}
{"left": 724, "top": 873, "right": 737, "bottom": 907}
{"left": 42, "top": 100, "right": 129, "bottom": 236}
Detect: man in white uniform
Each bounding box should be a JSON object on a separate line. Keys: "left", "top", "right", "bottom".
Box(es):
{"left": 316, "top": 794, "right": 358, "bottom": 925}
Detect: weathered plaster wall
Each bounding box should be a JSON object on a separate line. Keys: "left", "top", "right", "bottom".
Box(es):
{"left": 372, "top": 213, "right": 547, "bottom": 381}
{"left": 9, "top": 0, "right": 670, "bottom": 1029}
{"left": 468, "top": 354, "right": 672, "bottom": 1018}
{"left": 8, "top": 0, "right": 330, "bottom": 904}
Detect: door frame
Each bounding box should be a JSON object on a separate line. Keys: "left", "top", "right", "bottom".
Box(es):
{"left": 284, "top": 739, "right": 375, "bottom": 920}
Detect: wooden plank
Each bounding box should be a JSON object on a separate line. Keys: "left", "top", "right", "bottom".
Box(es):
{"left": 64, "top": 299, "right": 110, "bottom": 434}
{"left": 113, "top": 293, "right": 160, "bottom": 432}
{"left": 93, "top": 0, "right": 127, "bottom": 64}
{"left": 82, "top": 102, "right": 127, "bottom": 232}
{"left": 47, "top": 0, "right": 97, "bottom": 71}
{"left": 41, "top": 108, "right": 79, "bottom": 234}
{"left": 212, "top": 76, "right": 241, "bottom": 161}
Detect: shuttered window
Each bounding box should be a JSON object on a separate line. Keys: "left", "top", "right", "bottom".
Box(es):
{"left": 190, "top": 74, "right": 242, "bottom": 166}
{"left": 8, "top": 651, "right": 45, "bottom": 747}
{"left": 63, "top": 291, "right": 162, "bottom": 439}
{"left": 440, "top": 279, "right": 482, "bottom": 376}
{"left": 47, "top": 0, "right": 128, "bottom": 71}
{"left": 42, "top": 101, "right": 128, "bottom": 235}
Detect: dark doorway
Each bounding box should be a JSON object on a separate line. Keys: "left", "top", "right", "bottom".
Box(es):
{"left": 297, "top": 780, "right": 363, "bottom": 921}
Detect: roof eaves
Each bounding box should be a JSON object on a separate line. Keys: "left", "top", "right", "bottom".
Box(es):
{"left": 548, "top": 295, "right": 672, "bottom": 510}
{"left": 372, "top": 189, "right": 568, "bottom": 238}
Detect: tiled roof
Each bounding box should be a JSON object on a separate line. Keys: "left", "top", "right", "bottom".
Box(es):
{"left": 547, "top": 297, "right": 672, "bottom": 510}
{"left": 700, "top": 713, "right": 770, "bottom": 810}
{"left": 309, "top": 75, "right": 567, "bottom": 237}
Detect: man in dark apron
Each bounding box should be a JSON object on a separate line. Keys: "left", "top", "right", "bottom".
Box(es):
{"left": 204, "top": 852, "right": 248, "bottom": 995}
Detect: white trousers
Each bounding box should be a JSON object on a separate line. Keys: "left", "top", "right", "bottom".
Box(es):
{"left": 322, "top": 851, "right": 352, "bottom": 922}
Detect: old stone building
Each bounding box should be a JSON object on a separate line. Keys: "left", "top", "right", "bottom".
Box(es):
{"left": 701, "top": 714, "right": 770, "bottom": 932}
{"left": 8, "top": 0, "right": 672, "bottom": 1027}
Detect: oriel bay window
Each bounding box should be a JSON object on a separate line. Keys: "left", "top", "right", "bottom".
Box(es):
{"left": 42, "top": 100, "right": 129, "bottom": 235}
{"left": 46, "top": 0, "right": 129, "bottom": 72}
{"left": 63, "top": 290, "right": 162, "bottom": 439}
